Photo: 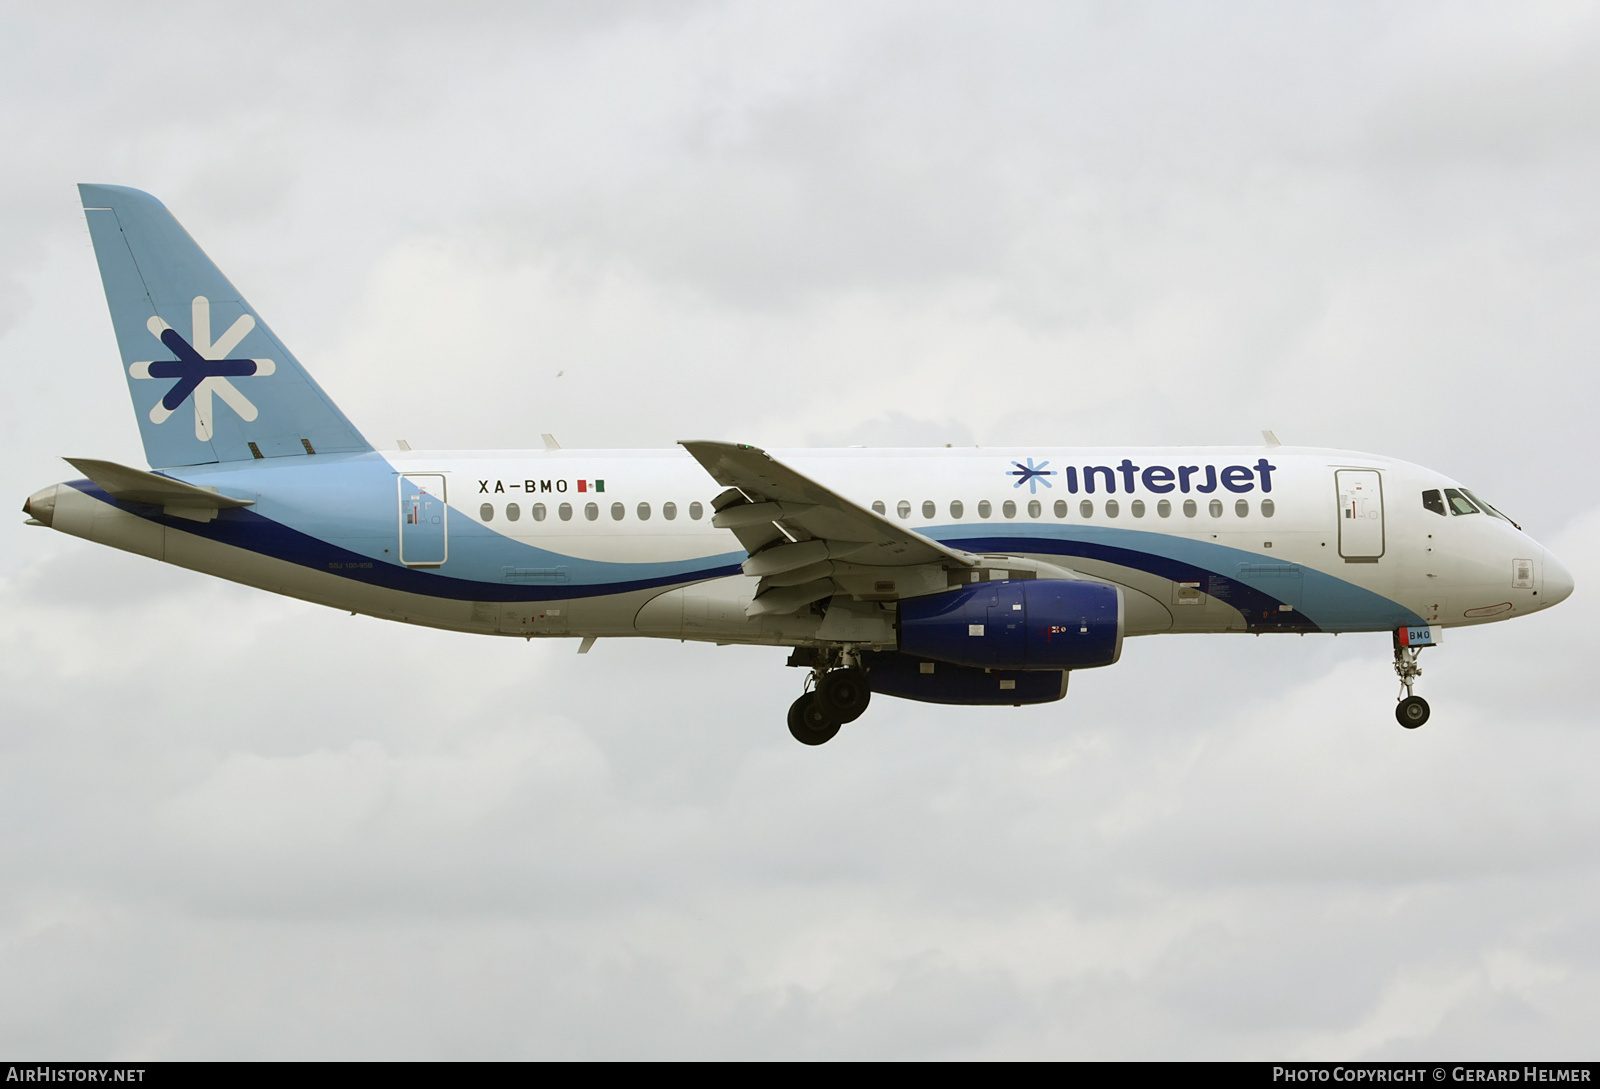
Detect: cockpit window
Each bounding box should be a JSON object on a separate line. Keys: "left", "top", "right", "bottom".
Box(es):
{"left": 1422, "top": 489, "right": 1446, "bottom": 516}
{"left": 1461, "top": 489, "right": 1520, "bottom": 529}
{"left": 1443, "top": 488, "right": 1479, "bottom": 516}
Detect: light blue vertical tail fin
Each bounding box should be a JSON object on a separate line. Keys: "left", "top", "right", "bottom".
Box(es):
{"left": 78, "top": 184, "right": 372, "bottom": 469}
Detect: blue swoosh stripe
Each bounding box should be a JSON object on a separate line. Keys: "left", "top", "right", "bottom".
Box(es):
{"left": 70, "top": 482, "right": 1421, "bottom": 629}
{"left": 70, "top": 481, "right": 742, "bottom": 603}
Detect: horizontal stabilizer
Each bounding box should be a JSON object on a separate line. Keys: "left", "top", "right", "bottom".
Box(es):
{"left": 64, "top": 457, "right": 254, "bottom": 509}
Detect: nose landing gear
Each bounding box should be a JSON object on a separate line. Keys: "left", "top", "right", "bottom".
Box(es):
{"left": 1396, "top": 694, "right": 1429, "bottom": 728}
{"left": 1393, "top": 631, "right": 1430, "bottom": 729}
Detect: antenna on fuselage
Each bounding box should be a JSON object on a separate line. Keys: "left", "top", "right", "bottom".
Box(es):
{"left": 1261, "top": 430, "right": 1281, "bottom": 447}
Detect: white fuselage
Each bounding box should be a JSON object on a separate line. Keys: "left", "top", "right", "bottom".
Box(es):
{"left": 30, "top": 444, "right": 1571, "bottom": 650}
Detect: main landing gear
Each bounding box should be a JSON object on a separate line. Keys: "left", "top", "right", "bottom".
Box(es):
{"left": 786, "top": 649, "right": 871, "bottom": 746}
{"left": 1393, "top": 633, "right": 1430, "bottom": 729}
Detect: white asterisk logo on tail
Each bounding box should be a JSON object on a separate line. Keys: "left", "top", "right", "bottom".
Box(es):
{"left": 130, "top": 296, "right": 276, "bottom": 441}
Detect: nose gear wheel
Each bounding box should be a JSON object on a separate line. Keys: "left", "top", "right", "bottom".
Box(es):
{"left": 1392, "top": 633, "right": 1430, "bottom": 730}
{"left": 1396, "top": 696, "right": 1430, "bottom": 729}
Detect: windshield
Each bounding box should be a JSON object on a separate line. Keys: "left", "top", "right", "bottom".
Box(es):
{"left": 1461, "top": 488, "right": 1520, "bottom": 529}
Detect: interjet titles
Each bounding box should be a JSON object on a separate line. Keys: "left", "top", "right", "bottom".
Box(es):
{"left": 1049, "top": 459, "right": 1276, "bottom": 495}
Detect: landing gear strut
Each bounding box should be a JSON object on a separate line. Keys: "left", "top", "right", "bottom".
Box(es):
{"left": 785, "top": 647, "right": 872, "bottom": 745}
{"left": 1392, "top": 633, "right": 1430, "bottom": 729}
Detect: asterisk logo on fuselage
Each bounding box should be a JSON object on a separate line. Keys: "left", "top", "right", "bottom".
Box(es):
{"left": 1009, "top": 458, "right": 1055, "bottom": 493}
{"left": 131, "top": 296, "right": 276, "bottom": 441}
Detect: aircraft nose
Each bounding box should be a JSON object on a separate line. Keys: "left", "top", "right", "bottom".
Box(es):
{"left": 1543, "top": 548, "right": 1575, "bottom": 608}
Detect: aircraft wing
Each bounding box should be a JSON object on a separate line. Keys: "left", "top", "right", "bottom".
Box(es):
{"left": 680, "top": 440, "right": 978, "bottom": 617}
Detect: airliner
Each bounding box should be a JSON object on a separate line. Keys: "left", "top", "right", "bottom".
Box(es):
{"left": 22, "top": 185, "right": 1575, "bottom": 744}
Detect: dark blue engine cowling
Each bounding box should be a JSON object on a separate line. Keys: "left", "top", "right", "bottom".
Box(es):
{"left": 859, "top": 652, "right": 1068, "bottom": 706}
{"left": 898, "top": 579, "right": 1123, "bottom": 670}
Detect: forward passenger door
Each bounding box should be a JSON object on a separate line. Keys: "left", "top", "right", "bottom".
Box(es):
{"left": 1336, "top": 470, "right": 1384, "bottom": 562}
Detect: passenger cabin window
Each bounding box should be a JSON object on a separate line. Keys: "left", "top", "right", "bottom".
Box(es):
{"left": 897, "top": 500, "right": 912, "bottom": 519}
{"left": 585, "top": 502, "right": 599, "bottom": 521}
{"left": 1027, "top": 499, "right": 1041, "bottom": 518}
{"left": 1080, "top": 500, "right": 1093, "bottom": 518}
{"left": 1422, "top": 489, "right": 1447, "bottom": 516}
{"left": 978, "top": 500, "right": 992, "bottom": 518}
{"left": 611, "top": 502, "right": 625, "bottom": 521}
{"left": 637, "top": 502, "right": 651, "bottom": 521}
{"left": 1157, "top": 499, "right": 1172, "bottom": 518}
{"left": 663, "top": 502, "right": 677, "bottom": 520}
{"left": 1209, "top": 499, "right": 1224, "bottom": 518}
{"left": 922, "top": 500, "right": 936, "bottom": 519}
{"left": 872, "top": 500, "right": 886, "bottom": 515}
{"left": 1235, "top": 499, "right": 1248, "bottom": 517}
{"left": 1444, "top": 488, "right": 1479, "bottom": 516}
{"left": 1054, "top": 500, "right": 1068, "bottom": 518}
{"left": 689, "top": 501, "right": 704, "bottom": 520}
{"left": 1131, "top": 499, "right": 1146, "bottom": 518}
{"left": 506, "top": 503, "right": 520, "bottom": 522}
{"left": 480, "top": 503, "right": 494, "bottom": 522}
{"left": 950, "top": 500, "right": 964, "bottom": 519}
{"left": 1002, "top": 500, "right": 1017, "bottom": 519}
{"left": 559, "top": 502, "right": 573, "bottom": 521}
{"left": 1105, "top": 499, "right": 1119, "bottom": 518}
{"left": 1183, "top": 499, "right": 1197, "bottom": 518}
{"left": 532, "top": 503, "right": 547, "bottom": 521}
{"left": 1260, "top": 499, "right": 1274, "bottom": 518}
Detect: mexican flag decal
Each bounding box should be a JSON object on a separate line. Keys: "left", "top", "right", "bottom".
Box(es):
{"left": 576, "top": 479, "right": 605, "bottom": 493}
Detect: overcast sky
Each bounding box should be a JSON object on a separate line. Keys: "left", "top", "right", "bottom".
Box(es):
{"left": 2, "top": 0, "right": 1598, "bottom": 1059}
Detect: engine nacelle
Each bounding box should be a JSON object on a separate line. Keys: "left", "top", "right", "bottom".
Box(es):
{"left": 898, "top": 578, "right": 1123, "bottom": 670}
{"left": 859, "top": 652, "right": 1068, "bottom": 706}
